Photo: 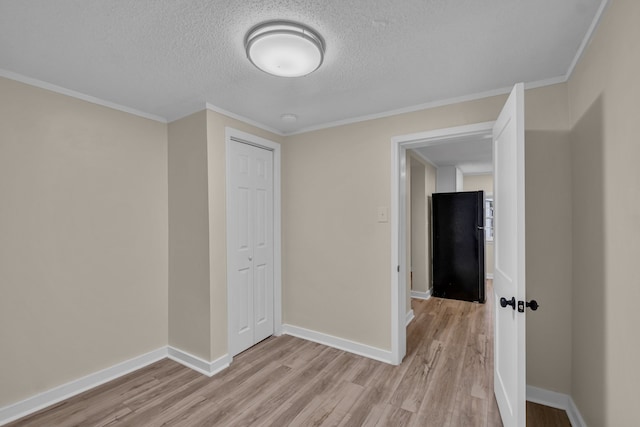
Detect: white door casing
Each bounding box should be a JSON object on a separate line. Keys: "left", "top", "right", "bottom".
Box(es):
{"left": 227, "top": 132, "right": 277, "bottom": 357}
{"left": 493, "top": 83, "right": 526, "bottom": 427}
{"left": 391, "top": 121, "right": 494, "bottom": 365}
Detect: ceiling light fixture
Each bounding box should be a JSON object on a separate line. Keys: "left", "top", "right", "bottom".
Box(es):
{"left": 245, "top": 21, "right": 325, "bottom": 77}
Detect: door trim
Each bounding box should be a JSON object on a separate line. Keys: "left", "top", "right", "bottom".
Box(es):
{"left": 390, "top": 121, "right": 494, "bottom": 364}
{"left": 225, "top": 127, "right": 282, "bottom": 360}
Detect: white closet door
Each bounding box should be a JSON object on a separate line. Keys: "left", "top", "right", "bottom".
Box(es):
{"left": 228, "top": 140, "right": 274, "bottom": 356}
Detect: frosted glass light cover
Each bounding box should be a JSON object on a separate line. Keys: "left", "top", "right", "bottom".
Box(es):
{"left": 245, "top": 22, "right": 324, "bottom": 77}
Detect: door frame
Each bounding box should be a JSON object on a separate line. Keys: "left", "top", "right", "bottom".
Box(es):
{"left": 390, "top": 121, "right": 494, "bottom": 364}
{"left": 225, "top": 127, "right": 282, "bottom": 360}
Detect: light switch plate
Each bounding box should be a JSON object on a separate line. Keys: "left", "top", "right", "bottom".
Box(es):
{"left": 377, "top": 206, "right": 389, "bottom": 223}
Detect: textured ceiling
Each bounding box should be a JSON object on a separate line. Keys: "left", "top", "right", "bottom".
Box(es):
{"left": 0, "top": 0, "right": 604, "bottom": 134}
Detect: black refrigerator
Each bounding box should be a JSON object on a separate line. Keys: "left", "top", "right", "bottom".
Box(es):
{"left": 432, "top": 191, "right": 485, "bottom": 303}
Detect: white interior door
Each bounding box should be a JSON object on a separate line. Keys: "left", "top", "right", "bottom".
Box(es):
{"left": 493, "top": 83, "right": 526, "bottom": 427}
{"left": 228, "top": 140, "right": 274, "bottom": 357}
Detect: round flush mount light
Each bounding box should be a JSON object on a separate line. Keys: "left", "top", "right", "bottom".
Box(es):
{"left": 245, "top": 21, "right": 325, "bottom": 77}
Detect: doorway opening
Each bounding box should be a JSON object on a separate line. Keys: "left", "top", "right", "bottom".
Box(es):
{"left": 392, "top": 84, "right": 526, "bottom": 426}
{"left": 390, "top": 121, "right": 494, "bottom": 364}
{"left": 407, "top": 138, "right": 493, "bottom": 307}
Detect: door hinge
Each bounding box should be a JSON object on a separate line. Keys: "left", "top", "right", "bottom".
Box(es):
{"left": 397, "top": 265, "right": 400, "bottom": 273}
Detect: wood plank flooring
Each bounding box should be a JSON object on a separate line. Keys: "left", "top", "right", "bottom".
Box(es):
{"left": 8, "top": 283, "right": 569, "bottom": 426}
{"left": 526, "top": 402, "right": 571, "bottom": 427}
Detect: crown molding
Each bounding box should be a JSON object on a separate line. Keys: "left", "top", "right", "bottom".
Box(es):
{"left": 564, "top": 0, "right": 610, "bottom": 80}
{"left": 286, "top": 76, "right": 566, "bottom": 136}
{"left": 0, "top": 69, "right": 167, "bottom": 123}
{"left": 205, "top": 102, "right": 285, "bottom": 136}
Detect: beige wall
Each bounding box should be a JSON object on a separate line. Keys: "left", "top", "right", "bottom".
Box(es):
{"left": 462, "top": 174, "right": 493, "bottom": 194}
{"left": 522, "top": 84, "right": 573, "bottom": 395}
{"left": 425, "top": 161, "right": 436, "bottom": 293}
{"left": 462, "top": 174, "right": 495, "bottom": 278}
{"left": 0, "top": 77, "right": 168, "bottom": 406}
{"left": 168, "top": 109, "right": 282, "bottom": 362}
{"left": 525, "top": 130, "right": 573, "bottom": 394}
{"left": 409, "top": 157, "right": 424, "bottom": 295}
{"left": 168, "top": 111, "right": 212, "bottom": 360}
{"left": 405, "top": 158, "right": 412, "bottom": 314}
{"left": 409, "top": 155, "right": 429, "bottom": 295}
{"left": 569, "top": 100, "right": 605, "bottom": 425}
{"left": 282, "top": 82, "right": 573, "bottom": 385}
{"left": 567, "top": 0, "right": 640, "bottom": 425}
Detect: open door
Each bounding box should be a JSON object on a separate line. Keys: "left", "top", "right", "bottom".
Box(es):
{"left": 493, "top": 83, "right": 526, "bottom": 426}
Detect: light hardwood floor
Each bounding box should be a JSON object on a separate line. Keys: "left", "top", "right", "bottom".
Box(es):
{"left": 8, "top": 284, "right": 568, "bottom": 426}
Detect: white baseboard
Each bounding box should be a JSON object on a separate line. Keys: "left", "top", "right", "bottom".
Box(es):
{"left": 410, "top": 289, "right": 431, "bottom": 300}
{"left": 527, "top": 385, "right": 569, "bottom": 410}
{"left": 405, "top": 310, "right": 415, "bottom": 326}
{"left": 281, "top": 324, "right": 393, "bottom": 364}
{"left": 0, "top": 347, "right": 167, "bottom": 426}
{"left": 167, "top": 347, "right": 230, "bottom": 377}
{"left": 526, "top": 385, "right": 586, "bottom": 427}
{"left": 0, "top": 345, "right": 233, "bottom": 426}
{"left": 566, "top": 395, "right": 587, "bottom": 427}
